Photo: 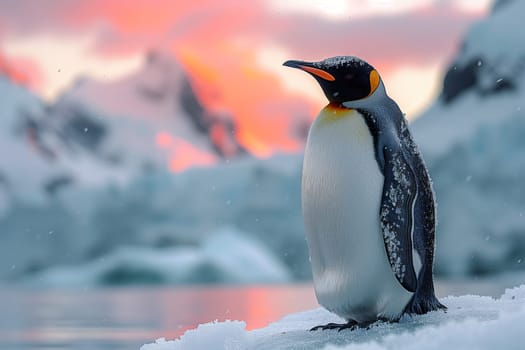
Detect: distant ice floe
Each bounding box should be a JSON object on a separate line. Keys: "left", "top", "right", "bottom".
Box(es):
{"left": 141, "top": 284, "right": 525, "bottom": 350}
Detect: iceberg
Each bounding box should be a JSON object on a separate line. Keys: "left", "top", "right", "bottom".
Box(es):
{"left": 28, "top": 228, "right": 291, "bottom": 286}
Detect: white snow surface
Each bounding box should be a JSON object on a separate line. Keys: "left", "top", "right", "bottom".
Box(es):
{"left": 141, "top": 285, "right": 525, "bottom": 350}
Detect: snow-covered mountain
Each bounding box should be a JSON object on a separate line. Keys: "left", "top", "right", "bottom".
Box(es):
{"left": 0, "top": 76, "right": 138, "bottom": 280}
{"left": 0, "top": 76, "right": 131, "bottom": 204}
{"left": 32, "top": 50, "right": 246, "bottom": 173}
{"left": 0, "top": 76, "right": 49, "bottom": 205}
{"left": 0, "top": 50, "right": 247, "bottom": 202}
{"left": 412, "top": 0, "right": 525, "bottom": 276}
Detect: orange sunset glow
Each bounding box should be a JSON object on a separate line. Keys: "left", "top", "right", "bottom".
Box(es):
{"left": 156, "top": 131, "right": 217, "bottom": 172}
{"left": 0, "top": 0, "right": 492, "bottom": 171}
{"left": 0, "top": 52, "right": 42, "bottom": 89}
{"left": 177, "top": 45, "right": 315, "bottom": 157}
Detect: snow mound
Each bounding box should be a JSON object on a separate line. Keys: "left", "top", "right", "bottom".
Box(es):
{"left": 141, "top": 285, "right": 525, "bottom": 350}
{"left": 147, "top": 321, "right": 247, "bottom": 350}
{"left": 28, "top": 228, "right": 291, "bottom": 286}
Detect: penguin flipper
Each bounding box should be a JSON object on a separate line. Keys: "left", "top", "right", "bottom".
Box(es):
{"left": 380, "top": 148, "right": 418, "bottom": 293}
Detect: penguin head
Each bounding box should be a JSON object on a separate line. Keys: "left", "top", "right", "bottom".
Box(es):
{"left": 283, "top": 56, "right": 381, "bottom": 104}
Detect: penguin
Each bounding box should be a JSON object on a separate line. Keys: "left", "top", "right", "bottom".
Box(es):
{"left": 283, "top": 56, "right": 446, "bottom": 331}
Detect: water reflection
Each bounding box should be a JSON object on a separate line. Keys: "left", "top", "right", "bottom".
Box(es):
{"left": 1, "top": 285, "right": 317, "bottom": 349}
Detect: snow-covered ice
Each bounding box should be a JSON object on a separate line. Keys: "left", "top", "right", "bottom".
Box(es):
{"left": 141, "top": 284, "right": 525, "bottom": 350}
{"left": 26, "top": 228, "right": 291, "bottom": 286}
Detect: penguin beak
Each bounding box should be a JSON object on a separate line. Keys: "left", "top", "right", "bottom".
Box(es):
{"left": 283, "top": 60, "right": 335, "bottom": 81}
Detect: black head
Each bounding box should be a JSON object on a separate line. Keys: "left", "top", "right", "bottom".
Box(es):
{"left": 283, "top": 56, "right": 381, "bottom": 104}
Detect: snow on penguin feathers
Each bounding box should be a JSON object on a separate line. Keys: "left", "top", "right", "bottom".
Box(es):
{"left": 283, "top": 56, "right": 446, "bottom": 331}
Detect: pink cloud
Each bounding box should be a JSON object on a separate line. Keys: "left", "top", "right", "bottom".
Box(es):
{"left": 269, "top": 7, "right": 481, "bottom": 75}
{"left": 0, "top": 1, "right": 483, "bottom": 64}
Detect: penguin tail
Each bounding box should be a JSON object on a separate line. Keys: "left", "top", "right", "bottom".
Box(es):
{"left": 404, "top": 292, "right": 447, "bottom": 315}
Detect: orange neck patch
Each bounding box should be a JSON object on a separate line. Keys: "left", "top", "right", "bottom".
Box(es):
{"left": 320, "top": 103, "right": 354, "bottom": 123}
{"left": 326, "top": 102, "right": 349, "bottom": 112}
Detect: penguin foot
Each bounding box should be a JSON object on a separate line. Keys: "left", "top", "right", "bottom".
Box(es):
{"left": 310, "top": 320, "right": 358, "bottom": 332}
{"left": 310, "top": 319, "right": 384, "bottom": 332}
{"left": 404, "top": 292, "right": 447, "bottom": 315}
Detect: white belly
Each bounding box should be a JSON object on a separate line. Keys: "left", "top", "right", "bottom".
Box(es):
{"left": 302, "top": 107, "right": 412, "bottom": 322}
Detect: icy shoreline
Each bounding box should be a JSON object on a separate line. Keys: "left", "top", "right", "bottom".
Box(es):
{"left": 141, "top": 284, "right": 525, "bottom": 350}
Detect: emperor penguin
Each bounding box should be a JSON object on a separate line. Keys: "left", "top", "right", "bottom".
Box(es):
{"left": 283, "top": 56, "right": 446, "bottom": 331}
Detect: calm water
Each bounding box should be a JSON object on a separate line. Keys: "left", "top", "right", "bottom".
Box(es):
{"left": 1, "top": 284, "right": 317, "bottom": 350}
{"left": 2, "top": 275, "right": 524, "bottom": 350}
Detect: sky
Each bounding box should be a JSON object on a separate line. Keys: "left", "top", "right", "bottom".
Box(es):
{"left": 0, "top": 0, "right": 492, "bottom": 158}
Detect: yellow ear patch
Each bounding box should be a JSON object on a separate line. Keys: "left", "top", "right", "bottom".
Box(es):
{"left": 299, "top": 65, "right": 336, "bottom": 81}
{"left": 368, "top": 69, "right": 380, "bottom": 96}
